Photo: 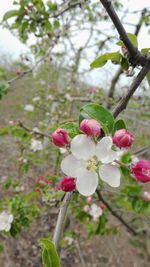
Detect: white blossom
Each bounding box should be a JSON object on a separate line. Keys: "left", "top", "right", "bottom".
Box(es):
{"left": 30, "top": 139, "right": 43, "bottom": 152}
{"left": 0, "top": 211, "right": 13, "bottom": 232}
{"left": 24, "top": 104, "right": 34, "bottom": 112}
{"left": 61, "top": 135, "right": 120, "bottom": 196}
{"left": 89, "top": 203, "right": 103, "bottom": 221}
{"left": 32, "top": 96, "right": 40, "bottom": 102}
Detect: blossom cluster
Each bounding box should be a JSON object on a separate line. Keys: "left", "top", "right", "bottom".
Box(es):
{"left": 52, "top": 119, "right": 150, "bottom": 197}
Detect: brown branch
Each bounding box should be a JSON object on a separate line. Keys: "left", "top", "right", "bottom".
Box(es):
{"left": 107, "top": 8, "right": 146, "bottom": 107}
{"left": 52, "top": 1, "right": 83, "bottom": 18}
{"left": 18, "top": 121, "right": 50, "bottom": 138}
{"left": 99, "top": 0, "right": 147, "bottom": 67}
{"left": 112, "top": 61, "right": 150, "bottom": 118}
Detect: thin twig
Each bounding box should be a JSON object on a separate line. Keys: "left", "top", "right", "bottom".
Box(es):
{"left": 18, "top": 121, "right": 50, "bottom": 138}
{"left": 75, "top": 239, "right": 86, "bottom": 267}
{"left": 53, "top": 192, "right": 72, "bottom": 249}
{"left": 96, "top": 189, "right": 138, "bottom": 236}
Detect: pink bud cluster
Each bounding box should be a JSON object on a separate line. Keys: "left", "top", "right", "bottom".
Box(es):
{"left": 56, "top": 176, "right": 76, "bottom": 192}
{"left": 113, "top": 129, "right": 133, "bottom": 148}
{"left": 36, "top": 176, "right": 53, "bottom": 186}
{"left": 131, "top": 160, "right": 150, "bottom": 183}
{"left": 80, "top": 119, "right": 101, "bottom": 137}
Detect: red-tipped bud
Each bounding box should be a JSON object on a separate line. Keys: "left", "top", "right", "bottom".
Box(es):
{"left": 131, "top": 160, "right": 150, "bottom": 183}
{"left": 57, "top": 176, "right": 76, "bottom": 192}
{"left": 52, "top": 128, "right": 69, "bottom": 147}
{"left": 113, "top": 129, "right": 133, "bottom": 148}
{"left": 80, "top": 119, "right": 101, "bottom": 137}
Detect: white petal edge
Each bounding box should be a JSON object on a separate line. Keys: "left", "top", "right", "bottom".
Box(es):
{"left": 99, "top": 164, "right": 120, "bottom": 187}
{"left": 76, "top": 169, "right": 98, "bottom": 196}
{"left": 96, "top": 136, "right": 113, "bottom": 161}
{"left": 71, "top": 134, "right": 96, "bottom": 160}
{"left": 61, "top": 154, "right": 86, "bottom": 177}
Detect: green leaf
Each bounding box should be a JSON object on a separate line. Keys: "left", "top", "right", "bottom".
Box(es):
{"left": 116, "top": 33, "right": 138, "bottom": 47}
{"left": 60, "top": 122, "right": 80, "bottom": 138}
{"left": 0, "top": 81, "right": 9, "bottom": 99}
{"left": 146, "top": 71, "right": 150, "bottom": 85}
{"left": 40, "top": 239, "right": 60, "bottom": 267}
{"left": 141, "top": 48, "right": 150, "bottom": 55}
{"left": 81, "top": 104, "right": 114, "bottom": 133}
{"left": 90, "top": 52, "right": 121, "bottom": 68}
{"left": 3, "top": 10, "right": 19, "bottom": 20}
{"left": 113, "top": 119, "right": 127, "bottom": 134}
{"left": 120, "top": 56, "right": 129, "bottom": 70}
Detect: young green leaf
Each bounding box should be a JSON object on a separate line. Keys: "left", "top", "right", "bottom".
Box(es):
{"left": 3, "top": 10, "right": 19, "bottom": 21}
{"left": 116, "top": 32, "right": 138, "bottom": 47}
{"left": 90, "top": 52, "right": 121, "bottom": 68}
{"left": 40, "top": 239, "right": 60, "bottom": 267}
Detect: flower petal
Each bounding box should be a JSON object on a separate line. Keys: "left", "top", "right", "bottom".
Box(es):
{"left": 99, "top": 164, "right": 120, "bottom": 187}
{"left": 76, "top": 169, "right": 98, "bottom": 196}
{"left": 96, "top": 137, "right": 113, "bottom": 161}
{"left": 61, "top": 154, "right": 86, "bottom": 177}
{"left": 101, "top": 150, "right": 118, "bottom": 163}
{"left": 71, "top": 134, "right": 96, "bottom": 160}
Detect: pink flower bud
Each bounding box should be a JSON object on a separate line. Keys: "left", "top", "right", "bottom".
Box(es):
{"left": 36, "top": 176, "right": 47, "bottom": 185}
{"left": 143, "top": 191, "right": 150, "bottom": 202}
{"left": 113, "top": 129, "right": 133, "bottom": 148}
{"left": 80, "top": 119, "right": 101, "bottom": 137}
{"left": 52, "top": 128, "right": 69, "bottom": 147}
{"left": 57, "top": 176, "right": 76, "bottom": 192}
{"left": 87, "top": 196, "right": 94, "bottom": 204}
{"left": 132, "top": 160, "right": 150, "bottom": 183}
{"left": 99, "top": 201, "right": 106, "bottom": 210}
{"left": 34, "top": 188, "right": 42, "bottom": 195}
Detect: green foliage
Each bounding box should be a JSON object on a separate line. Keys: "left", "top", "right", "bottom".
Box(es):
{"left": 80, "top": 103, "right": 114, "bottom": 133}
{"left": 116, "top": 32, "right": 138, "bottom": 47}
{"left": 9, "top": 193, "right": 40, "bottom": 237}
{"left": 60, "top": 122, "right": 80, "bottom": 138}
{"left": 40, "top": 238, "right": 60, "bottom": 267}
{"left": 90, "top": 51, "right": 121, "bottom": 68}
{"left": 146, "top": 71, "right": 150, "bottom": 85}
{"left": 3, "top": 10, "right": 19, "bottom": 20}
{"left": 0, "top": 81, "right": 9, "bottom": 99}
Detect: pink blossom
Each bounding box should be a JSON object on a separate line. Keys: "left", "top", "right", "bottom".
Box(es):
{"left": 36, "top": 176, "right": 47, "bottom": 185}
{"left": 57, "top": 176, "right": 76, "bottom": 192}
{"left": 80, "top": 119, "right": 101, "bottom": 137}
{"left": 113, "top": 129, "right": 133, "bottom": 148}
{"left": 52, "top": 128, "right": 69, "bottom": 147}
{"left": 87, "top": 196, "right": 94, "bottom": 204}
{"left": 99, "top": 201, "right": 106, "bottom": 210}
{"left": 132, "top": 160, "right": 150, "bottom": 183}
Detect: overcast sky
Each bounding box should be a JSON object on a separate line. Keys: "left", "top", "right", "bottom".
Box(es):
{"left": 0, "top": 0, "right": 150, "bottom": 58}
{"left": 0, "top": 0, "right": 149, "bottom": 86}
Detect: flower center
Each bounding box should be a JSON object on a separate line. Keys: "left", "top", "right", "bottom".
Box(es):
{"left": 87, "top": 156, "right": 98, "bottom": 172}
